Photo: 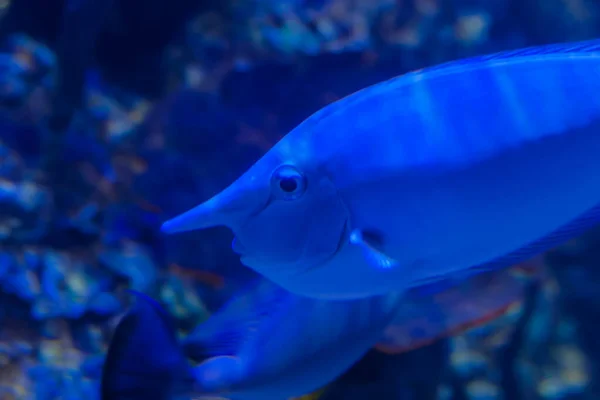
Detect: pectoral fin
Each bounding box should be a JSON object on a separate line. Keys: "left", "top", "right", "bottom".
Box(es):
{"left": 349, "top": 229, "right": 398, "bottom": 269}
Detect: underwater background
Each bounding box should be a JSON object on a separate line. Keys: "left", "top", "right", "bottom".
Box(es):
{"left": 0, "top": 0, "right": 600, "bottom": 399}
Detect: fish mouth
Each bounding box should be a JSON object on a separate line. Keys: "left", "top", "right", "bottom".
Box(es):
{"left": 233, "top": 238, "right": 263, "bottom": 268}
{"left": 232, "top": 236, "right": 245, "bottom": 255}
{"left": 232, "top": 237, "right": 265, "bottom": 268}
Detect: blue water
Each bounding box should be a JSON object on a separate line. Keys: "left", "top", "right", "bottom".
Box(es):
{"left": 0, "top": 0, "right": 599, "bottom": 398}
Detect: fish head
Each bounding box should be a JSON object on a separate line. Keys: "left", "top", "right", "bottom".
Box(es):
{"left": 161, "top": 149, "right": 349, "bottom": 282}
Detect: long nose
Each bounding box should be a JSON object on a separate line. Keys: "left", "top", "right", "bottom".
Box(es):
{"left": 161, "top": 202, "right": 223, "bottom": 234}
{"left": 161, "top": 185, "right": 237, "bottom": 233}
{"left": 161, "top": 176, "right": 267, "bottom": 234}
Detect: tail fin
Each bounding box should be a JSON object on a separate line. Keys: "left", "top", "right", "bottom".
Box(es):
{"left": 101, "top": 291, "right": 193, "bottom": 400}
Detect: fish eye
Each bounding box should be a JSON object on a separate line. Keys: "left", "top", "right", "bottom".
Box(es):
{"left": 271, "top": 165, "right": 307, "bottom": 200}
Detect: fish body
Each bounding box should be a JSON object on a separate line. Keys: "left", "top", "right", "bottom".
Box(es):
{"left": 102, "top": 286, "right": 404, "bottom": 400}
{"left": 101, "top": 262, "right": 540, "bottom": 399}
{"left": 162, "top": 39, "right": 600, "bottom": 299}
{"left": 185, "top": 280, "right": 405, "bottom": 399}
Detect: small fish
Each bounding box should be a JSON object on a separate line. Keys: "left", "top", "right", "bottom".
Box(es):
{"left": 101, "top": 286, "right": 405, "bottom": 400}
{"left": 100, "top": 291, "right": 195, "bottom": 400}
{"left": 162, "top": 40, "right": 600, "bottom": 299}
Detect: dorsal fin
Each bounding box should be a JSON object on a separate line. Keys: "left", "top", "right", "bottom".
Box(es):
{"left": 298, "top": 39, "right": 600, "bottom": 133}
{"left": 422, "top": 39, "right": 600, "bottom": 76}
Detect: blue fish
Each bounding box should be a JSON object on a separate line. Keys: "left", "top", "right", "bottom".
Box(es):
{"left": 101, "top": 263, "right": 538, "bottom": 399}
{"left": 101, "top": 286, "right": 404, "bottom": 400}
{"left": 100, "top": 291, "right": 195, "bottom": 400}
{"left": 161, "top": 39, "right": 600, "bottom": 299}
